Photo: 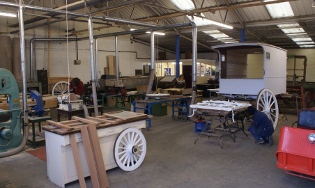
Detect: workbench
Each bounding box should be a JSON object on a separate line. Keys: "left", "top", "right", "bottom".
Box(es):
{"left": 132, "top": 99, "right": 169, "bottom": 129}
{"left": 57, "top": 106, "right": 103, "bottom": 121}
{"left": 169, "top": 95, "right": 190, "bottom": 121}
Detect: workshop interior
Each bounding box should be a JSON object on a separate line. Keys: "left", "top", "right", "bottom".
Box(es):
{"left": 1, "top": 0, "right": 315, "bottom": 187}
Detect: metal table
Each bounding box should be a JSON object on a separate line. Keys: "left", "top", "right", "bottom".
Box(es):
{"left": 190, "top": 100, "right": 251, "bottom": 148}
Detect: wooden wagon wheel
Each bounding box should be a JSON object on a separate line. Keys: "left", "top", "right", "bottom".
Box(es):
{"left": 52, "top": 81, "right": 69, "bottom": 96}
{"left": 256, "top": 88, "right": 279, "bottom": 128}
{"left": 114, "top": 128, "right": 146, "bottom": 171}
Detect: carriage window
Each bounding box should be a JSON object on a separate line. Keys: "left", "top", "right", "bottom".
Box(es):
{"left": 220, "top": 46, "right": 264, "bottom": 79}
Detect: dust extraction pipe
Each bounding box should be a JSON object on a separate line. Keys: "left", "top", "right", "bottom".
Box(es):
{"left": 0, "top": 3, "right": 28, "bottom": 158}
{"left": 88, "top": 16, "right": 99, "bottom": 116}
{"left": 145, "top": 32, "right": 155, "bottom": 100}
{"left": 115, "top": 36, "right": 119, "bottom": 82}
{"left": 190, "top": 23, "right": 197, "bottom": 113}
{"left": 30, "top": 38, "right": 78, "bottom": 80}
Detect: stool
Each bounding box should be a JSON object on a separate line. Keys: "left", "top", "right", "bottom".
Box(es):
{"left": 28, "top": 116, "right": 52, "bottom": 148}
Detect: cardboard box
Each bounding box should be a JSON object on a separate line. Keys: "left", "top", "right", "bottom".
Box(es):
{"left": 107, "top": 55, "right": 118, "bottom": 75}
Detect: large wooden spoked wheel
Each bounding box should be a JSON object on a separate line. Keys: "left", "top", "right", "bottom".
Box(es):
{"left": 256, "top": 88, "right": 279, "bottom": 129}
{"left": 114, "top": 128, "right": 146, "bottom": 171}
{"left": 52, "top": 81, "right": 70, "bottom": 96}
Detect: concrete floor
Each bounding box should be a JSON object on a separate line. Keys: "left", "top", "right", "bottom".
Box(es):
{"left": 0, "top": 106, "right": 315, "bottom": 188}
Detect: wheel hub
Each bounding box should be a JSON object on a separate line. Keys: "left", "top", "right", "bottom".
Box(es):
{"left": 132, "top": 146, "right": 139, "bottom": 154}
{"left": 127, "top": 144, "right": 139, "bottom": 155}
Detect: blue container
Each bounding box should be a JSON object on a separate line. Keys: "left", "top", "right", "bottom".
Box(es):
{"left": 194, "top": 121, "right": 210, "bottom": 133}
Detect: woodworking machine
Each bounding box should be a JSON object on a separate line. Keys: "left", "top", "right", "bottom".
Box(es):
{"left": 29, "top": 90, "right": 44, "bottom": 117}
{"left": 57, "top": 93, "right": 83, "bottom": 111}
{"left": 0, "top": 68, "right": 23, "bottom": 153}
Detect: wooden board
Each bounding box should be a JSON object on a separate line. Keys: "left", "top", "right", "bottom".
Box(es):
{"left": 87, "top": 124, "right": 109, "bottom": 188}
{"left": 43, "top": 111, "right": 147, "bottom": 135}
{"left": 70, "top": 134, "right": 87, "bottom": 188}
{"left": 80, "top": 125, "right": 100, "bottom": 188}
{"left": 103, "top": 111, "right": 147, "bottom": 121}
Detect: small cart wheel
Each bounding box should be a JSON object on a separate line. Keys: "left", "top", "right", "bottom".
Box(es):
{"left": 114, "top": 127, "right": 147, "bottom": 171}
{"left": 52, "top": 81, "right": 70, "bottom": 96}
{"left": 256, "top": 88, "right": 279, "bottom": 128}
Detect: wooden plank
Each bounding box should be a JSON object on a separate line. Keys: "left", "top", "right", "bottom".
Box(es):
{"left": 87, "top": 124, "right": 109, "bottom": 188}
{"left": 103, "top": 111, "right": 147, "bottom": 121}
{"left": 47, "top": 120, "right": 74, "bottom": 131}
{"left": 80, "top": 125, "right": 100, "bottom": 188}
{"left": 72, "top": 116, "right": 100, "bottom": 125}
{"left": 87, "top": 116, "right": 121, "bottom": 124}
{"left": 69, "top": 134, "right": 87, "bottom": 188}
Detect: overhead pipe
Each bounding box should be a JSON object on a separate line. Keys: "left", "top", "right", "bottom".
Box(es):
{"left": 88, "top": 16, "right": 99, "bottom": 116}
{"left": 84, "top": 22, "right": 194, "bottom": 40}
{"left": 0, "top": 1, "right": 156, "bottom": 28}
{"left": 0, "top": 2, "right": 28, "bottom": 158}
{"left": 115, "top": 36, "right": 119, "bottom": 82}
{"left": 30, "top": 38, "right": 78, "bottom": 81}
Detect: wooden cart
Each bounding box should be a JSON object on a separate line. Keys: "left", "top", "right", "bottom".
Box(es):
{"left": 43, "top": 111, "right": 147, "bottom": 188}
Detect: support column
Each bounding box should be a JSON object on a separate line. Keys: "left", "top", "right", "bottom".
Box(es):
{"left": 240, "top": 28, "right": 245, "bottom": 43}
{"left": 175, "top": 35, "right": 180, "bottom": 78}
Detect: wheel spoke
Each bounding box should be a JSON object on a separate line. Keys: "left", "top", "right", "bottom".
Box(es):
{"left": 134, "top": 137, "right": 142, "bottom": 146}
{"left": 119, "top": 152, "right": 128, "bottom": 162}
{"left": 127, "top": 155, "right": 131, "bottom": 167}
{"left": 120, "top": 139, "right": 127, "bottom": 146}
{"left": 123, "top": 136, "right": 129, "bottom": 145}
{"left": 122, "top": 153, "right": 129, "bottom": 165}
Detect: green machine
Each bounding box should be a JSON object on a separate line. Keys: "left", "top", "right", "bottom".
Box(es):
{"left": 0, "top": 68, "right": 23, "bottom": 153}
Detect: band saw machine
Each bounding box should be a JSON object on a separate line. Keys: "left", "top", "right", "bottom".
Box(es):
{"left": 0, "top": 68, "right": 23, "bottom": 153}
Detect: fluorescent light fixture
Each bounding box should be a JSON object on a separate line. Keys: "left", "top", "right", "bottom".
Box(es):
{"left": 130, "top": 28, "right": 136, "bottom": 31}
{"left": 281, "top": 28, "right": 305, "bottom": 34}
{"left": 277, "top": 23, "right": 314, "bottom": 47}
{"left": 209, "top": 34, "right": 229, "bottom": 38}
{"left": 171, "top": 0, "right": 194, "bottom": 10}
{"left": 203, "top": 30, "right": 237, "bottom": 44}
{"left": 0, "top": 11, "right": 16, "bottom": 17}
{"left": 187, "top": 14, "right": 233, "bottom": 29}
{"left": 264, "top": 0, "right": 294, "bottom": 18}
{"left": 299, "top": 45, "right": 315, "bottom": 48}
{"left": 286, "top": 33, "right": 307, "bottom": 36}
{"left": 203, "top": 30, "right": 221, "bottom": 34}
{"left": 292, "top": 37, "right": 313, "bottom": 42}
{"left": 277, "top": 23, "right": 299, "bottom": 28}
{"left": 295, "top": 41, "right": 315, "bottom": 45}
{"left": 146, "top": 31, "right": 165, "bottom": 36}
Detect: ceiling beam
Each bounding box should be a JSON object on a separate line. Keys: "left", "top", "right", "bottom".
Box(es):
{"left": 135, "top": 0, "right": 297, "bottom": 23}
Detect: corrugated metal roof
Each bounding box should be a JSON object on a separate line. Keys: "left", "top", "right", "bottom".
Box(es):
{"left": 0, "top": 0, "right": 314, "bottom": 52}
